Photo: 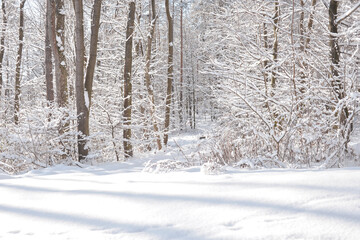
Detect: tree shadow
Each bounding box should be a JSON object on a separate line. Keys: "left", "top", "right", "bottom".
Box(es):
{"left": 0, "top": 204, "right": 203, "bottom": 239}
{"left": 127, "top": 179, "right": 359, "bottom": 195}
{"left": 0, "top": 182, "right": 359, "bottom": 224}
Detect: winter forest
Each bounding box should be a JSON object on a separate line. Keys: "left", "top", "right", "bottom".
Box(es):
{"left": 0, "top": 0, "right": 358, "bottom": 172}
{"left": 0, "top": 0, "right": 360, "bottom": 239}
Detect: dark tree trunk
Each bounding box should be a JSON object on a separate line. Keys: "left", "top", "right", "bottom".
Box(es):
{"left": 329, "top": 0, "right": 343, "bottom": 99}
{"left": 53, "top": 0, "right": 68, "bottom": 109}
{"left": 144, "top": 0, "right": 162, "bottom": 150}
{"left": 14, "top": 0, "right": 26, "bottom": 125}
{"left": 45, "top": 0, "right": 54, "bottom": 106}
{"left": 271, "top": 0, "right": 280, "bottom": 89}
{"left": 179, "top": 0, "right": 184, "bottom": 129}
{"left": 123, "top": 1, "right": 135, "bottom": 158}
{"left": 73, "top": 0, "right": 102, "bottom": 161}
{"left": 73, "top": 0, "right": 88, "bottom": 161}
{"left": 0, "top": 0, "right": 7, "bottom": 97}
{"left": 164, "top": 0, "right": 173, "bottom": 145}
{"left": 84, "top": 0, "right": 102, "bottom": 111}
{"left": 84, "top": 0, "right": 102, "bottom": 140}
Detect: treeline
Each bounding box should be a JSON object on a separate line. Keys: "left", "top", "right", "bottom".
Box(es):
{"left": 194, "top": 0, "right": 360, "bottom": 168}
{"left": 0, "top": 0, "right": 200, "bottom": 173}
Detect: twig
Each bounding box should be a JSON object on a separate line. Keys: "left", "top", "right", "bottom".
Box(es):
{"left": 173, "top": 139, "right": 191, "bottom": 162}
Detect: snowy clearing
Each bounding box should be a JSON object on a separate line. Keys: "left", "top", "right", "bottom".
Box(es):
{"left": 1, "top": 162, "right": 360, "bottom": 239}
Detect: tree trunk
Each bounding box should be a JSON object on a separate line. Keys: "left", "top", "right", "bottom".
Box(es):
{"left": 73, "top": 0, "right": 102, "bottom": 161}
{"left": 144, "top": 0, "right": 162, "bottom": 150}
{"left": 305, "top": 0, "right": 317, "bottom": 49}
{"left": 84, "top": 0, "right": 101, "bottom": 113}
{"left": 299, "top": 0, "right": 305, "bottom": 51}
{"left": 84, "top": 0, "right": 102, "bottom": 143}
{"left": 329, "top": 0, "right": 343, "bottom": 99}
{"left": 179, "top": 0, "right": 184, "bottom": 129}
{"left": 328, "top": 0, "right": 351, "bottom": 144}
{"left": 52, "top": 0, "right": 68, "bottom": 109}
{"left": 123, "top": 1, "right": 135, "bottom": 158}
{"left": 0, "top": 0, "right": 7, "bottom": 97}
{"left": 164, "top": 0, "right": 173, "bottom": 146}
{"left": 45, "top": 0, "right": 54, "bottom": 106}
{"left": 14, "top": 0, "right": 26, "bottom": 125}
{"left": 271, "top": 0, "right": 279, "bottom": 89}
{"left": 73, "top": 0, "right": 88, "bottom": 161}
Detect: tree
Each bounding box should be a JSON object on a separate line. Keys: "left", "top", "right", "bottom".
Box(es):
{"left": 73, "top": 0, "right": 102, "bottom": 161}
{"left": 45, "top": 0, "right": 54, "bottom": 107}
{"left": 14, "top": 0, "right": 26, "bottom": 124}
{"left": 144, "top": 0, "right": 162, "bottom": 150}
{"left": 123, "top": 1, "right": 135, "bottom": 158}
{"left": 327, "top": 0, "right": 360, "bottom": 144}
{"left": 179, "top": 0, "right": 184, "bottom": 129}
{"left": 50, "top": 0, "right": 68, "bottom": 109}
{"left": 0, "top": 0, "right": 7, "bottom": 97}
{"left": 164, "top": 0, "right": 174, "bottom": 145}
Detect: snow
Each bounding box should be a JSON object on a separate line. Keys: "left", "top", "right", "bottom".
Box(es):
{"left": 55, "top": 35, "right": 62, "bottom": 49}
{"left": 0, "top": 125, "right": 360, "bottom": 239}
{"left": 84, "top": 90, "right": 89, "bottom": 109}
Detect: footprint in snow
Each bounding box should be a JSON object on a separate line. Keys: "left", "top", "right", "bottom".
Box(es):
{"left": 223, "top": 221, "right": 243, "bottom": 231}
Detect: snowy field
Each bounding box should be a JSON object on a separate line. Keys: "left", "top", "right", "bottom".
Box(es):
{"left": 1, "top": 126, "right": 360, "bottom": 240}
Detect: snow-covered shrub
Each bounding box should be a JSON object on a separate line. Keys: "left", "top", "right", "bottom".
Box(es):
{"left": 0, "top": 107, "right": 78, "bottom": 174}
{"left": 143, "top": 160, "right": 191, "bottom": 173}
{"left": 193, "top": 0, "right": 359, "bottom": 168}
{"left": 201, "top": 161, "right": 224, "bottom": 175}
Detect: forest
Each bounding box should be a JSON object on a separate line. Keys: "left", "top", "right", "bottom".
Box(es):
{"left": 0, "top": 0, "right": 359, "bottom": 174}
{"left": 0, "top": 1, "right": 360, "bottom": 239}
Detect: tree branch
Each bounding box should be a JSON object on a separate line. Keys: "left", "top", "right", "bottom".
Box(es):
{"left": 336, "top": 2, "right": 360, "bottom": 25}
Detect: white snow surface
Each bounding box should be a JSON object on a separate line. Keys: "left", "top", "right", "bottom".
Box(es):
{"left": 1, "top": 124, "right": 360, "bottom": 239}
{"left": 84, "top": 90, "right": 89, "bottom": 109}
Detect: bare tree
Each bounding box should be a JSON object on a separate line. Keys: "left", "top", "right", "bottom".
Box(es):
{"left": 50, "top": 0, "right": 68, "bottom": 109}
{"left": 179, "top": 0, "right": 184, "bottom": 129}
{"left": 123, "top": 1, "right": 135, "bottom": 158}
{"left": 73, "top": 0, "right": 102, "bottom": 161}
{"left": 144, "top": 0, "right": 162, "bottom": 150}
{"left": 14, "top": 0, "right": 26, "bottom": 125}
{"left": 327, "top": 0, "right": 360, "bottom": 145}
{"left": 45, "top": 0, "right": 54, "bottom": 106}
{"left": 73, "top": 0, "right": 87, "bottom": 160}
{"left": 0, "top": 0, "right": 7, "bottom": 97}
{"left": 164, "top": 0, "right": 173, "bottom": 145}
{"left": 271, "top": 0, "right": 280, "bottom": 89}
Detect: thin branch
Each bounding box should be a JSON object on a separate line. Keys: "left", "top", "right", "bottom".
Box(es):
{"left": 336, "top": 2, "right": 360, "bottom": 25}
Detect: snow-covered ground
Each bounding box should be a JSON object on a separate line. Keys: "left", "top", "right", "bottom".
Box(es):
{"left": 1, "top": 124, "right": 360, "bottom": 240}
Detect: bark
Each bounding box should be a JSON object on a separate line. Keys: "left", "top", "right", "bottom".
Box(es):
{"left": 164, "top": 0, "right": 173, "bottom": 145}
{"left": 262, "top": 22, "right": 270, "bottom": 99}
{"left": 73, "top": 0, "right": 102, "bottom": 161}
{"left": 305, "top": 0, "right": 317, "bottom": 49}
{"left": 0, "top": 0, "right": 7, "bottom": 96}
{"left": 179, "top": 0, "right": 184, "bottom": 129}
{"left": 14, "top": 0, "right": 26, "bottom": 125}
{"left": 123, "top": 1, "right": 135, "bottom": 158}
{"left": 144, "top": 0, "right": 162, "bottom": 150}
{"left": 299, "top": 0, "right": 305, "bottom": 51}
{"left": 328, "top": 0, "right": 351, "bottom": 143}
{"left": 271, "top": 0, "right": 279, "bottom": 89}
{"left": 299, "top": 0, "right": 317, "bottom": 96}
{"left": 73, "top": 0, "right": 88, "bottom": 161}
{"left": 45, "top": 0, "right": 54, "bottom": 105}
{"left": 52, "top": 0, "right": 68, "bottom": 108}
{"left": 84, "top": 0, "right": 102, "bottom": 109}
{"left": 329, "top": 0, "right": 342, "bottom": 99}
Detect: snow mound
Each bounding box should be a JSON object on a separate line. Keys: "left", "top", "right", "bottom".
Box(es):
{"left": 201, "top": 162, "right": 225, "bottom": 175}
{"left": 143, "top": 160, "right": 191, "bottom": 173}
